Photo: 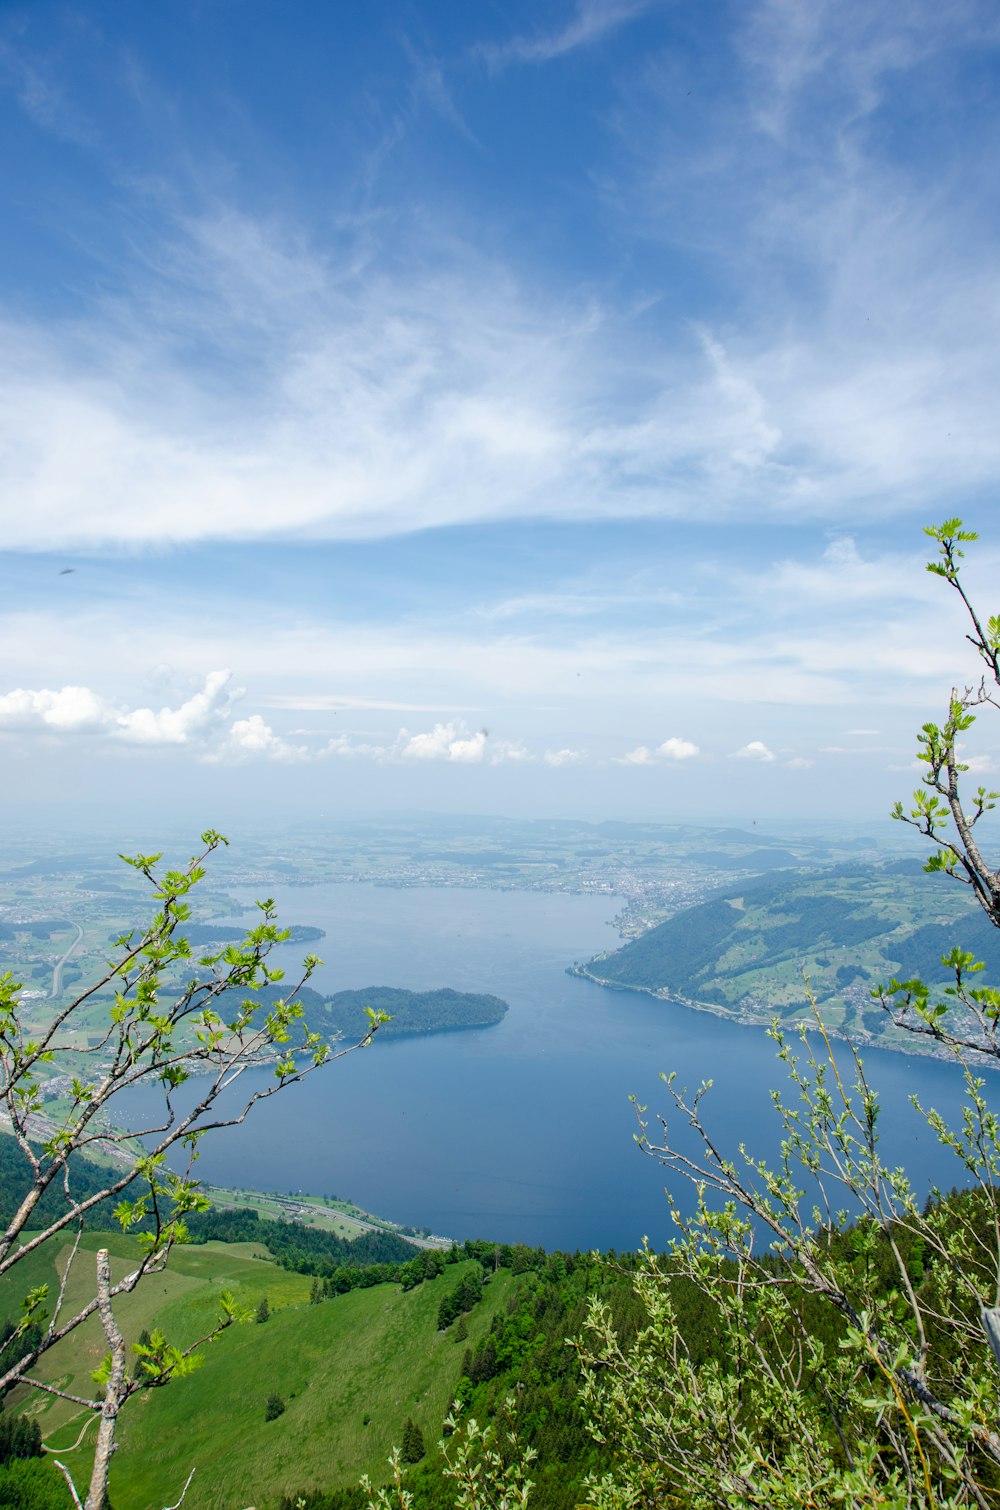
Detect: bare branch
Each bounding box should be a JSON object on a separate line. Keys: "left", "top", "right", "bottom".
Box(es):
{"left": 53, "top": 1460, "right": 85, "bottom": 1510}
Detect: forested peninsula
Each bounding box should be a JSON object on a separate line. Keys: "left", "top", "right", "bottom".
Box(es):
{"left": 268, "top": 983, "right": 509, "bottom": 1040}
{"left": 171, "top": 925, "right": 509, "bottom": 1038}
{"left": 311, "top": 985, "right": 508, "bottom": 1038}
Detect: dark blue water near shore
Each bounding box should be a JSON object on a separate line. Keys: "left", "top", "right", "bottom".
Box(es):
{"left": 123, "top": 883, "right": 980, "bottom": 1252}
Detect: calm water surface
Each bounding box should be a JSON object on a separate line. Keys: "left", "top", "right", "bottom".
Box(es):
{"left": 124, "top": 882, "right": 979, "bottom": 1251}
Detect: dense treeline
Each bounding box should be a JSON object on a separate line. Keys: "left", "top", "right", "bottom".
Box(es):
{"left": 187, "top": 1209, "right": 552, "bottom": 1289}
{"left": 408, "top": 1251, "right": 642, "bottom": 1510}
{"left": 0, "top": 1400, "right": 42, "bottom": 1464}
{"left": 185, "top": 1205, "right": 417, "bottom": 1269}
{"left": 0, "top": 1395, "right": 66, "bottom": 1510}
{"left": 300, "top": 1237, "right": 549, "bottom": 1298}
{"left": 435, "top": 1263, "right": 484, "bottom": 1329}
{"left": 0, "top": 1133, "right": 129, "bottom": 1232}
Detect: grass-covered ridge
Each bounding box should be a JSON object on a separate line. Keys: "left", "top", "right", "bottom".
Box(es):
{"left": 0, "top": 1228, "right": 539, "bottom": 1510}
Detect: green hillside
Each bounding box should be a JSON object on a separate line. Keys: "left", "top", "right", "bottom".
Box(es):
{"left": 1, "top": 1231, "right": 516, "bottom": 1510}
{"left": 110, "top": 1258, "right": 514, "bottom": 1509}
{"left": 574, "top": 861, "right": 1000, "bottom": 1050}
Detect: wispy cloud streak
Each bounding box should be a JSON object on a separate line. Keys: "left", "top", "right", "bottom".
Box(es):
{"left": 477, "top": 0, "right": 654, "bottom": 69}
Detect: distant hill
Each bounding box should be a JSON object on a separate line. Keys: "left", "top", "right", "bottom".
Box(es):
{"left": 694, "top": 848, "right": 804, "bottom": 871}
{"left": 573, "top": 862, "right": 1000, "bottom": 1050}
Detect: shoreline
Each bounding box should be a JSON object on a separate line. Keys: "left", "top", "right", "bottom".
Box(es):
{"left": 566, "top": 963, "right": 991, "bottom": 1070}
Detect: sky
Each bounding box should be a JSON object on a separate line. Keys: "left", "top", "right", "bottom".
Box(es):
{"left": 1, "top": 0, "right": 1000, "bottom": 829}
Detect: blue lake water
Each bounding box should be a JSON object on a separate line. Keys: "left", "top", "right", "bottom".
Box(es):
{"left": 124, "top": 882, "right": 982, "bottom": 1252}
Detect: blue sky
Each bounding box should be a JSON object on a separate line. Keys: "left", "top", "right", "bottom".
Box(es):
{"left": 1, "top": 0, "right": 999, "bottom": 826}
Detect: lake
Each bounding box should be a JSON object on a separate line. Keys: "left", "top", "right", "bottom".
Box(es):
{"left": 123, "top": 881, "right": 982, "bottom": 1252}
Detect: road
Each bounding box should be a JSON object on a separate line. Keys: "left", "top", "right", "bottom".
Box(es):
{"left": 50, "top": 922, "right": 84, "bottom": 998}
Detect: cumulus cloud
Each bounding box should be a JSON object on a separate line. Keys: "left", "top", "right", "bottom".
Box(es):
{"left": 734, "top": 740, "right": 776, "bottom": 762}
{"left": 117, "top": 671, "right": 239, "bottom": 745}
{"left": 0, "top": 671, "right": 240, "bottom": 746}
{"left": 0, "top": 684, "right": 114, "bottom": 734}
{"left": 544, "top": 748, "right": 584, "bottom": 766}
{"left": 786, "top": 756, "right": 814, "bottom": 769}
{"left": 617, "top": 737, "right": 698, "bottom": 765}
{"left": 399, "top": 723, "right": 489, "bottom": 763}
{"left": 0, "top": 669, "right": 319, "bottom": 765}
{"left": 323, "top": 734, "right": 390, "bottom": 760}
{"left": 320, "top": 721, "right": 530, "bottom": 766}
{"left": 657, "top": 736, "right": 699, "bottom": 760}
{"left": 490, "top": 739, "right": 531, "bottom": 764}
{"left": 209, "top": 714, "right": 308, "bottom": 764}
{"left": 617, "top": 745, "right": 654, "bottom": 765}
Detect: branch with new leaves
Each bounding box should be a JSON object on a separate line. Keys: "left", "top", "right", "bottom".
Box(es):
{"left": 0, "top": 831, "right": 386, "bottom": 1510}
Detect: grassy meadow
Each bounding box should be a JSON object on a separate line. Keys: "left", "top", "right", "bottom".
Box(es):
{"left": 3, "top": 1234, "right": 509, "bottom": 1509}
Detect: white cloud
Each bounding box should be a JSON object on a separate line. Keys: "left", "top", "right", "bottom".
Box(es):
{"left": 0, "top": 669, "right": 315, "bottom": 766}
{"left": 656, "top": 736, "right": 699, "bottom": 760}
{"left": 399, "top": 723, "right": 489, "bottom": 763}
{"left": 116, "top": 671, "right": 239, "bottom": 745}
{"left": 321, "top": 722, "right": 533, "bottom": 765}
{"left": 323, "top": 734, "right": 388, "bottom": 761}
{"left": 734, "top": 741, "right": 776, "bottom": 762}
{"left": 0, "top": 671, "right": 240, "bottom": 746}
{"left": 478, "top": 0, "right": 652, "bottom": 69}
{"left": 616, "top": 737, "right": 698, "bottom": 765}
{"left": 786, "top": 756, "right": 814, "bottom": 769}
{"left": 490, "top": 739, "right": 531, "bottom": 764}
{"left": 8, "top": 139, "right": 1000, "bottom": 558}
{"left": 961, "top": 753, "right": 997, "bottom": 775}
{"left": 544, "top": 747, "right": 584, "bottom": 766}
{"left": 0, "top": 676, "right": 533, "bottom": 769}
{"left": 598, "top": 5, "right": 1000, "bottom": 528}
{"left": 617, "top": 745, "right": 654, "bottom": 765}
{"left": 0, "top": 589, "right": 973, "bottom": 754}
{"left": 0, "top": 684, "right": 114, "bottom": 734}
{"left": 209, "top": 714, "right": 308, "bottom": 765}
